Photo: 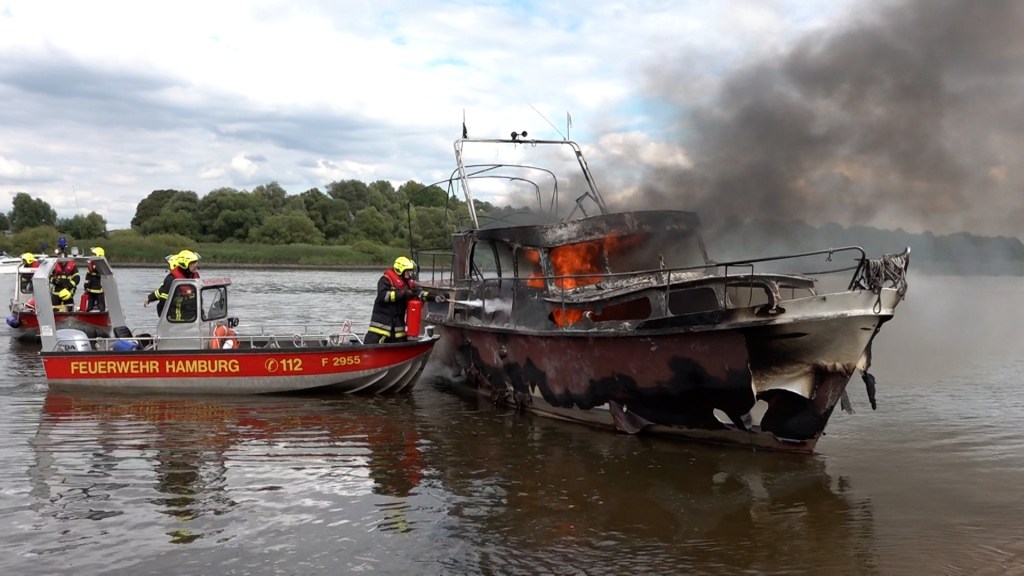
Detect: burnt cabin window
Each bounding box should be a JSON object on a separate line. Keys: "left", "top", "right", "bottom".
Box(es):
{"left": 494, "top": 243, "right": 514, "bottom": 278}
{"left": 470, "top": 241, "right": 500, "bottom": 279}
{"left": 598, "top": 233, "right": 706, "bottom": 273}
{"left": 668, "top": 287, "right": 722, "bottom": 315}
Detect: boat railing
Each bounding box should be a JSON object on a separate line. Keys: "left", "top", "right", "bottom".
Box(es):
{"left": 47, "top": 320, "right": 389, "bottom": 352}
{"left": 413, "top": 249, "right": 456, "bottom": 288}
{"left": 453, "top": 137, "right": 609, "bottom": 229}
{"left": 431, "top": 245, "right": 910, "bottom": 328}
{"left": 235, "top": 321, "right": 369, "bottom": 346}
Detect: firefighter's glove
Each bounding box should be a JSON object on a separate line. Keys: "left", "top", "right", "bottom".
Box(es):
{"left": 58, "top": 288, "right": 72, "bottom": 301}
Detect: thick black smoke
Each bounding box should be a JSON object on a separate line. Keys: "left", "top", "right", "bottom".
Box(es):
{"left": 635, "top": 0, "right": 1024, "bottom": 239}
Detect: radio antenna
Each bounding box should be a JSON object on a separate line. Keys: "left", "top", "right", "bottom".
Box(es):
{"left": 529, "top": 104, "right": 565, "bottom": 140}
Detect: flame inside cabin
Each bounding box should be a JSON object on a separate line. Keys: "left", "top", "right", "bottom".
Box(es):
{"left": 548, "top": 240, "right": 608, "bottom": 327}
{"left": 525, "top": 235, "right": 651, "bottom": 328}
{"left": 551, "top": 241, "right": 605, "bottom": 290}
{"left": 521, "top": 248, "right": 545, "bottom": 289}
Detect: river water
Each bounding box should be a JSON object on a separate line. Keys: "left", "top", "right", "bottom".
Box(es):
{"left": 1, "top": 268, "right": 1022, "bottom": 575}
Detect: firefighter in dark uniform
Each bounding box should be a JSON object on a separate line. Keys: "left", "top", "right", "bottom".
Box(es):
{"left": 84, "top": 247, "right": 107, "bottom": 312}
{"left": 18, "top": 252, "right": 39, "bottom": 293}
{"left": 365, "top": 256, "right": 441, "bottom": 344}
{"left": 50, "top": 260, "right": 80, "bottom": 310}
{"left": 145, "top": 250, "right": 200, "bottom": 319}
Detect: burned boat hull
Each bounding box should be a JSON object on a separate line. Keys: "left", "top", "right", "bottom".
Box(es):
{"left": 430, "top": 287, "right": 901, "bottom": 453}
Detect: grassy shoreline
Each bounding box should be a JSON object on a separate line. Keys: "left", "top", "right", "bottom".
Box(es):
{"left": 111, "top": 262, "right": 384, "bottom": 271}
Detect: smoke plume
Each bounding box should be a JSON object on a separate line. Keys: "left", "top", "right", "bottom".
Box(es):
{"left": 635, "top": 0, "right": 1024, "bottom": 239}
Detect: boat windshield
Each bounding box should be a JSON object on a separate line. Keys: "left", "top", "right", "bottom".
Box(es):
{"left": 202, "top": 286, "right": 229, "bottom": 322}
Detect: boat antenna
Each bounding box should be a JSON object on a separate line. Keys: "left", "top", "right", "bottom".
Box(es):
{"left": 72, "top": 184, "right": 81, "bottom": 213}
{"left": 566, "top": 111, "right": 572, "bottom": 140}
{"left": 462, "top": 109, "right": 468, "bottom": 139}
{"left": 529, "top": 104, "right": 565, "bottom": 140}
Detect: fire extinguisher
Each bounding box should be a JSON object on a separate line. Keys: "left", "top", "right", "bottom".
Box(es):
{"left": 79, "top": 293, "right": 88, "bottom": 312}
{"left": 406, "top": 298, "right": 423, "bottom": 337}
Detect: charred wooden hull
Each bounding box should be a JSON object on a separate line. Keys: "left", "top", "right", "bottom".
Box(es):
{"left": 426, "top": 287, "right": 903, "bottom": 453}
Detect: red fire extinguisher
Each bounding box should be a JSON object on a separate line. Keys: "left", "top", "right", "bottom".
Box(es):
{"left": 79, "top": 293, "right": 88, "bottom": 312}
{"left": 406, "top": 298, "right": 423, "bottom": 337}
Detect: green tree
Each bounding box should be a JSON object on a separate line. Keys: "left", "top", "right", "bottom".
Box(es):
{"left": 252, "top": 182, "right": 289, "bottom": 212}
{"left": 352, "top": 206, "right": 389, "bottom": 241}
{"left": 10, "top": 193, "right": 57, "bottom": 231}
{"left": 162, "top": 190, "right": 200, "bottom": 215}
{"left": 13, "top": 225, "right": 64, "bottom": 255}
{"left": 400, "top": 181, "right": 448, "bottom": 208}
{"left": 299, "top": 188, "right": 352, "bottom": 243}
{"left": 132, "top": 189, "right": 184, "bottom": 229}
{"left": 0, "top": 212, "right": 10, "bottom": 231}
{"left": 196, "top": 188, "right": 266, "bottom": 241}
{"left": 248, "top": 212, "right": 325, "bottom": 245}
{"left": 59, "top": 212, "right": 108, "bottom": 239}
{"left": 140, "top": 211, "right": 200, "bottom": 239}
{"left": 408, "top": 206, "right": 454, "bottom": 249}
{"left": 326, "top": 179, "right": 370, "bottom": 214}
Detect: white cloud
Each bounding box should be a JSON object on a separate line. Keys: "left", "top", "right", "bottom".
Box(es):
{"left": 229, "top": 153, "right": 261, "bottom": 180}
{"left": 0, "top": 155, "right": 33, "bottom": 180}
{"left": 5, "top": 0, "right": 1013, "bottom": 238}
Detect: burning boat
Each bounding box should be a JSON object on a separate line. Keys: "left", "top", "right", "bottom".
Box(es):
{"left": 414, "top": 133, "right": 909, "bottom": 453}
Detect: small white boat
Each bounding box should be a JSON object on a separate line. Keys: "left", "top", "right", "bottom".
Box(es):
{"left": 6, "top": 254, "right": 113, "bottom": 342}
{"left": 0, "top": 252, "right": 33, "bottom": 274}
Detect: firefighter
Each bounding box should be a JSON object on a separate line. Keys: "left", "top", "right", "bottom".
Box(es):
{"left": 18, "top": 252, "right": 39, "bottom": 293}
{"left": 365, "top": 256, "right": 442, "bottom": 344}
{"left": 145, "top": 250, "right": 200, "bottom": 319}
{"left": 84, "top": 247, "right": 107, "bottom": 312}
{"left": 50, "top": 260, "right": 79, "bottom": 310}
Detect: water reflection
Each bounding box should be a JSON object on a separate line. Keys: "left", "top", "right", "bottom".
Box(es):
{"left": 5, "top": 336, "right": 46, "bottom": 379}
{"left": 29, "top": 392, "right": 427, "bottom": 555}
{"left": 422, "top": 391, "right": 878, "bottom": 574}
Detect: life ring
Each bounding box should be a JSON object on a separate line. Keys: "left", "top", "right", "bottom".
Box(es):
{"left": 210, "top": 325, "right": 239, "bottom": 350}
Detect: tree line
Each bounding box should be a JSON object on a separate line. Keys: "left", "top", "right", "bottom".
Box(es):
{"left": 2, "top": 179, "right": 513, "bottom": 255}
{"left": 128, "top": 180, "right": 474, "bottom": 248}
{"left": 3, "top": 181, "right": 1023, "bottom": 275}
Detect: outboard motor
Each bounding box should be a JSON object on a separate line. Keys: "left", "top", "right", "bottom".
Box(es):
{"left": 55, "top": 329, "right": 91, "bottom": 352}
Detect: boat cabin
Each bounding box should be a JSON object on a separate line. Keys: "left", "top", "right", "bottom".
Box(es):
{"left": 148, "top": 277, "right": 236, "bottom": 350}
{"left": 31, "top": 258, "right": 237, "bottom": 352}
{"left": 420, "top": 209, "right": 824, "bottom": 333}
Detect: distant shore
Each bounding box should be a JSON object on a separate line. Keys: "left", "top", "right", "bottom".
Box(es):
{"left": 110, "top": 262, "right": 384, "bottom": 271}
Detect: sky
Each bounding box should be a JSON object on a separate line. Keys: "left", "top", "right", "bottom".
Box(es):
{"left": 1, "top": 0, "right": 1022, "bottom": 238}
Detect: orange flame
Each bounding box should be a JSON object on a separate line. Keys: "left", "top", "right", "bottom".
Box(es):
{"left": 550, "top": 241, "right": 604, "bottom": 289}
{"left": 520, "top": 248, "right": 545, "bottom": 289}
{"left": 551, "top": 309, "right": 585, "bottom": 326}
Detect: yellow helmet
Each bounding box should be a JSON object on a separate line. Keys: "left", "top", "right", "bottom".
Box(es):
{"left": 176, "top": 250, "right": 201, "bottom": 268}
{"left": 393, "top": 256, "right": 416, "bottom": 274}
{"left": 90, "top": 247, "right": 105, "bottom": 257}
{"left": 165, "top": 254, "right": 179, "bottom": 270}
{"left": 20, "top": 252, "right": 35, "bottom": 265}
